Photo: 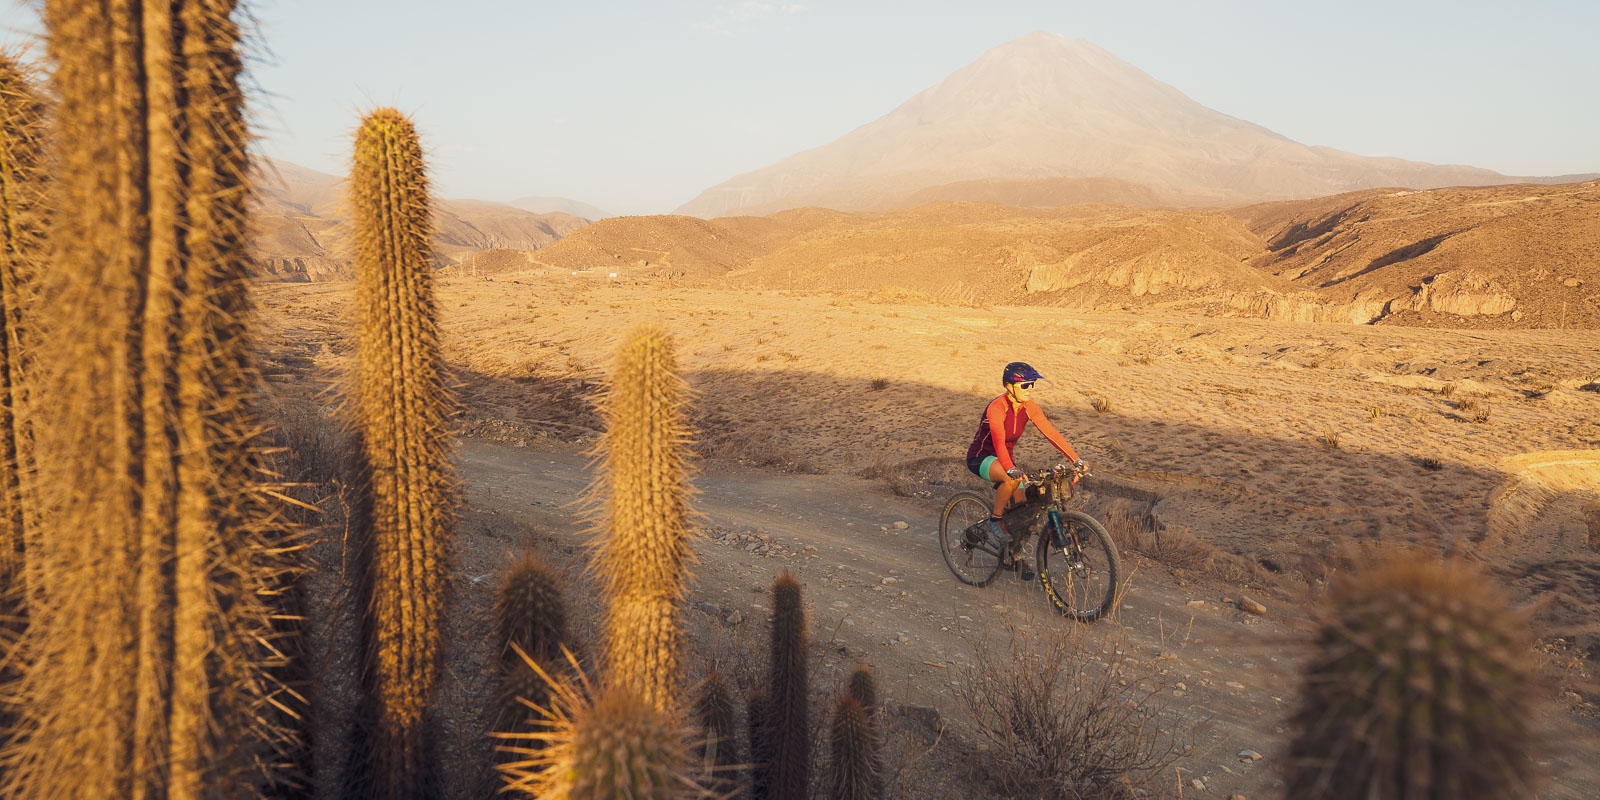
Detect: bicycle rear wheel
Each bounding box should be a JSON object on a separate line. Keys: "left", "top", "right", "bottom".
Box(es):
{"left": 1036, "top": 510, "right": 1122, "bottom": 622}
{"left": 939, "top": 491, "right": 1005, "bottom": 587}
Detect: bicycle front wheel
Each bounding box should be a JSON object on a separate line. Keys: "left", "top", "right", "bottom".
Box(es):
{"left": 939, "top": 491, "right": 1005, "bottom": 587}
{"left": 1037, "top": 510, "right": 1122, "bottom": 622}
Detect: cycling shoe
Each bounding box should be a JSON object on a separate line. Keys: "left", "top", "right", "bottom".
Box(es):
{"left": 985, "top": 516, "right": 1010, "bottom": 546}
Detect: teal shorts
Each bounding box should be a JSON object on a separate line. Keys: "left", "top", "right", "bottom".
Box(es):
{"left": 966, "top": 455, "right": 1000, "bottom": 481}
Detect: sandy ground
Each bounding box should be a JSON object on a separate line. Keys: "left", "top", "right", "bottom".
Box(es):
{"left": 256, "top": 274, "right": 1600, "bottom": 798}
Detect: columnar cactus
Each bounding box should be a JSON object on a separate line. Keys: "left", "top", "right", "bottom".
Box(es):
{"left": 0, "top": 51, "right": 44, "bottom": 596}
{"left": 493, "top": 551, "right": 571, "bottom": 759}
{"left": 845, "top": 665, "right": 877, "bottom": 718}
{"left": 748, "top": 687, "right": 772, "bottom": 800}
{"left": 349, "top": 107, "right": 458, "bottom": 798}
{"left": 768, "top": 571, "right": 810, "bottom": 800}
{"left": 1285, "top": 551, "right": 1544, "bottom": 799}
{"left": 8, "top": 1, "right": 289, "bottom": 795}
{"left": 691, "top": 671, "right": 739, "bottom": 795}
{"left": 827, "top": 695, "right": 881, "bottom": 800}
{"left": 589, "top": 323, "right": 695, "bottom": 712}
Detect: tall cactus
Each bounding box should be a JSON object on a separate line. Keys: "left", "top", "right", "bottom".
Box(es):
{"left": 589, "top": 323, "right": 695, "bottom": 712}
{"left": 7, "top": 1, "right": 289, "bottom": 796}
{"left": 0, "top": 50, "right": 44, "bottom": 599}
{"left": 349, "top": 107, "right": 457, "bottom": 798}
{"left": 747, "top": 687, "right": 772, "bottom": 800}
{"left": 827, "top": 695, "right": 880, "bottom": 800}
{"left": 1286, "top": 551, "right": 1543, "bottom": 799}
{"left": 768, "top": 571, "right": 810, "bottom": 800}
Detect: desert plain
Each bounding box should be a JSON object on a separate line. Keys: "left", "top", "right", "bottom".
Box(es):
{"left": 254, "top": 269, "right": 1600, "bottom": 799}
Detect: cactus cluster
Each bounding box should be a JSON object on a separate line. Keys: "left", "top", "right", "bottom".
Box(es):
{"left": 1286, "top": 550, "right": 1544, "bottom": 799}
{"left": 6, "top": 1, "right": 292, "bottom": 795}
{"left": 5, "top": 4, "right": 910, "bottom": 797}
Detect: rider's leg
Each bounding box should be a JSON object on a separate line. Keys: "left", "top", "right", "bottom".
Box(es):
{"left": 986, "top": 460, "right": 1034, "bottom": 579}
{"left": 986, "top": 460, "right": 1026, "bottom": 517}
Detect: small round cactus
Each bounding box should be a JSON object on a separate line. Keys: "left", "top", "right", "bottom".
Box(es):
{"left": 1286, "top": 551, "right": 1544, "bottom": 799}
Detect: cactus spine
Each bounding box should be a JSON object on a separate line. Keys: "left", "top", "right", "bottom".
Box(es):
{"left": 827, "top": 695, "right": 880, "bottom": 800}
{"left": 767, "top": 571, "right": 810, "bottom": 800}
{"left": 0, "top": 51, "right": 44, "bottom": 598}
{"left": 1286, "top": 551, "right": 1543, "bottom": 799}
{"left": 10, "top": 1, "right": 287, "bottom": 795}
{"left": 590, "top": 323, "right": 695, "bottom": 712}
{"left": 349, "top": 107, "right": 457, "bottom": 797}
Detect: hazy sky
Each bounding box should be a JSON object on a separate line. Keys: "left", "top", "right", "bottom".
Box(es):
{"left": 3, "top": 0, "right": 1597, "bottom": 215}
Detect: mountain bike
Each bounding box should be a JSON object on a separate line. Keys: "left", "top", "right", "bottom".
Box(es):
{"left": 938, "top": 463, "right": 1123, "bottom": 623}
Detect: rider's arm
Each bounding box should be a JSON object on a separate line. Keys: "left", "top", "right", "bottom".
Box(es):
{"left": 985, "top": 398, "right": 1017, "bottom": 472}
{"left": 1023, "top": 400, "right": 1082, "bottom": 463}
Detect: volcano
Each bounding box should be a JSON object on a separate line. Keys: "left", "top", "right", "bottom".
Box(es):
{"left": 676, "top": 32, "right": 1580, "bottom": 218}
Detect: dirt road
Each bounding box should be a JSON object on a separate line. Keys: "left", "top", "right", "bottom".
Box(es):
{"left": 449, "top": 437, "right": 1597, "bottom": 799}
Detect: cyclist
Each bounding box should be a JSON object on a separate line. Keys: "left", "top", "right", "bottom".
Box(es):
{"left": 965, "top": 361, "right": 1085, "bottom": 580}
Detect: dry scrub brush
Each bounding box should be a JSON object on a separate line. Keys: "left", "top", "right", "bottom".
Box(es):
{"left": 8, "top": 1, "right": 299, "bottom": 794}
{"left": 349, "top": 107, "right": 459, "bottom": 797}
{"left": 1286, "top": 550, "right": 1546, "bottom": 799}
{"left": 954, "top": 619, "right": 1182, "bottom": 798}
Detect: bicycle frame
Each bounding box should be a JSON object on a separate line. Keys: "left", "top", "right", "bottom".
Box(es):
{"left": 1015, "top": 465, "right": 1088, "bottom": 551}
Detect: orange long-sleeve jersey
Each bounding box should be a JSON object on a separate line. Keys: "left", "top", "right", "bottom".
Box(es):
{"left": 965, "top": 395, "right": 1080, "bottom": 472}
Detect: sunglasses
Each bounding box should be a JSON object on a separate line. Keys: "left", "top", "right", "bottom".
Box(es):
{"left": 1015, "top": 381, "right": 1034, "bottom": 390}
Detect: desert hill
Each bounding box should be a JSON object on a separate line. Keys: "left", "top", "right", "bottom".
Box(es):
{"left": 533, "top": 201, "right": 1315, "bottom": 312}
{"left": 250, "top": 158, "right": 590, "bottom": 281}
{"left": 507, "top": 195, "right": 613, "bottom": 220}
{"left": 1235, "top": 180, "right": 1600, "bottom": 328}
{"left": 537, "top": 177, "right": 1600, "bottom": 328}
{"left": 677, "top": 32, "right": 1586, "bottom": 219}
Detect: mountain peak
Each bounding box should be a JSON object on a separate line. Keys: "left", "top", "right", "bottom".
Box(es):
{"left": 675, "top": 35, "right": 1517, "bottom": 218}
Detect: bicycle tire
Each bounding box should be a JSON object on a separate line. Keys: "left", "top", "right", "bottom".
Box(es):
{"left": 939, "top": 491, "right": 1005, "bottom": 587}
{"left": 1036, "top": 510, "right": 1122, "bottom": 622}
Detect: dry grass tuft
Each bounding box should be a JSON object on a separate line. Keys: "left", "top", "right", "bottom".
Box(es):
{"left": 954, "top": 619, "right": 1182, "bottom": 799}
{"left": 1089, "top": 395, "right": 1113, "bottom": 414}
{"left": 1456, "top": 396, "right": 1479, "bottom": 414}
{"left": 868, "top": 378, "right": 890, "bottom": 392}
{"left": 1366, "top": 406, "right": 1382, "bottom": 421}
{"left": 857, "top": 456, "right": 968, "bottom": 499}
{"left": 1419, "top": 456, "right": 1444, "bottom": 471}
{"left": 1321, "top": 430, "right": 1341, "bottom": 450}
{"left": 1438, "top": 382, "right": 1457, "bottom": 399}
{"left": 1471, "top": 405, "right": 1492, "bottom": 424}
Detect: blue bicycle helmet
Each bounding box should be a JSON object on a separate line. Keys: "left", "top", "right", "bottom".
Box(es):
{"left": 1002, "top": 361, "right": 1043, "bottom": 385}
